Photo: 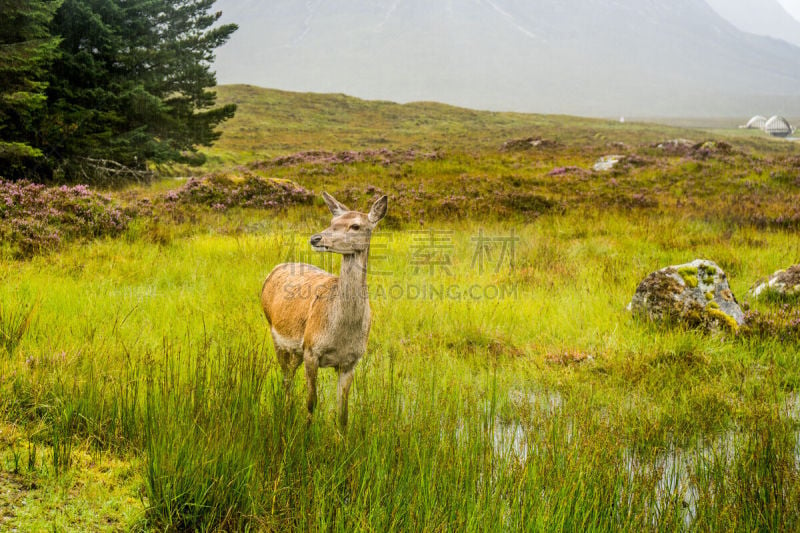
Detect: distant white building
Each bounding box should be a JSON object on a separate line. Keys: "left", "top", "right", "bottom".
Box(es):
{"left": 764, "top": 115, "right": 795, "bottom": 137}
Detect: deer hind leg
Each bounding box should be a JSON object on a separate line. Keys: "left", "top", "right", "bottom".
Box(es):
{"left": 272, "top": 330, "right": 304, "bottom": 392}
{"left": 275, "top": 348, "right": 304, "bottom": 392}
{"left": 275, "top": 347, "right": 292, "bottom": 387}
{"left": 336, "top": 367, "right": 355, "bottom": 429}
{"left": 303, "top": 350, "right": 319, "bottom": 416}
{"left": 289, "top": 350, "right": 303, "bottom": 377}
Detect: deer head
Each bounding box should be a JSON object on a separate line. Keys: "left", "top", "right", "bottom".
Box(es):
{"left": 309, "top": 192, "right": 388, "bottom": 254}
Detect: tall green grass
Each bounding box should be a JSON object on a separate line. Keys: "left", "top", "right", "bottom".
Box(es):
{"left": 0, "top": 295, "right": 37, "bottom": 358}
{"left": 1, "top": 208, "right": 799, "bottom": 530}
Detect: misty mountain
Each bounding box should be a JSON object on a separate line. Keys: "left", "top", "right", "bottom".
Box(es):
{"left": 705, "top": 0, "right": 800, "bottom": 47}
{"left": 212, "top": 0, "right": 800, "bottom": 117}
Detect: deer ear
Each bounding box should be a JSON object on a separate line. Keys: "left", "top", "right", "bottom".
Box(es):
{"left": 322, "top": 192, "right": 349, "bottom": 216}
{"left": 368, "top": 195, "right": 388, "bottom": 224}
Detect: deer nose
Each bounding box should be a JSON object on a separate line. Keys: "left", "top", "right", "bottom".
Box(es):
{"left": 309, "top": 234, "right": 322, "bottom": 246}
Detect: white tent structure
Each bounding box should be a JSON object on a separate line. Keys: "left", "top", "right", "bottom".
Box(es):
{"left": 742, "top": 115, "right": 767, "bottom": 129}
{"left": 764, "top": 116, "right": 795, "bottom": 137}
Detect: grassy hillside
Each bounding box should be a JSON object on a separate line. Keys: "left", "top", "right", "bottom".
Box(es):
{"left": 207, "top": 85, "right": 786, "bottom": 162}
{"left": 199, "top": 85, "right": 800, "bottom": 233}
{"left": 1, "top": 85, "right": 800, "bottom": 531}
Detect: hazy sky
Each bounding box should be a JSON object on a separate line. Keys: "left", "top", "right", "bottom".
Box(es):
{"left": 777, "top": 0, "right": 800, "bottom": 19}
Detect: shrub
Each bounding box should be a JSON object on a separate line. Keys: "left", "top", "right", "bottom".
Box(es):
{"left": 737, "top": 307, "right": 800, "bottom": 342}
{"left": 163, "top": 172, "right": 314, "bottom": 210}
{"left": 0, "top": 180, "right": 130, "bottom": 258}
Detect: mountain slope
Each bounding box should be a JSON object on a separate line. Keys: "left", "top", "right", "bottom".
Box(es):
{"left": 705, "top": 0, "right": 800, "bottom": 47}
{"left": 212, "top": 0, "right": 800, "bottom": 117}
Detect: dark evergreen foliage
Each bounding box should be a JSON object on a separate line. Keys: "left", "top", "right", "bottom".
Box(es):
{"left": 0, "top": 0, "right": 237, "bottom": 182}
{"left": 0, "top": 0, "right": 61, "bottom": 179}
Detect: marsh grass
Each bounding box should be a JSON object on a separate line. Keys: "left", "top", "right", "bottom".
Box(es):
{"left": 1, "top": 208, "right": 798, "bottom": 530}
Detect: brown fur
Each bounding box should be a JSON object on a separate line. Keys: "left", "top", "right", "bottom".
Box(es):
{"left": 261, "top": 262, "right": 334, "bottom": 341}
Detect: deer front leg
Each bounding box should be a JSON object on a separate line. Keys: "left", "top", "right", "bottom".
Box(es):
{"left": 336, "top": 367, "right": 355, "bottom": 429}
{"left": 304, "top": 350, "right": 318, "bottom": 416}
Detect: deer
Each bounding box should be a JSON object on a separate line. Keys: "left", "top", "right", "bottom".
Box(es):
{"left": 260, "top": 192, "right": 388, "bottom": 428}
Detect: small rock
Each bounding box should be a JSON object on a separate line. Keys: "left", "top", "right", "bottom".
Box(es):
{"left": 653, "top": 138, "right": 696, "bottom": 156}
{"left": 629, "top": 259, "right": 744, "bottom": 331}
{"left": 655, "top": 138, "right": 694, "bottom": 150}
{"left": 593, "top": 155, "right": 625, "bottom": 171}
{"left": 749, "top": 264, "right": 800, "bottom": 300}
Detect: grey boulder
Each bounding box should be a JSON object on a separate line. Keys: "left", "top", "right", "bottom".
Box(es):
{"left": 628, "top": 259, "right": 744, "bottom": 331}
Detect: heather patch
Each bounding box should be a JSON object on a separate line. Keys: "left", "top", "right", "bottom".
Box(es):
{"left": 547, "top": 166, "right": 587, "bottom": 177}
{"left": 769, "top": 169, "right": 800, "bottom": 185}
{"left": 162, "top": 172, "right": 314, "bottom": 210}
{"left": 249, "top": 148, "right": 441, "bottom": 170}
{"left": 720, "top": 192, "right": 800, "bottom": 230}
{"left": 0, "top": 180, "right": 130, "bottom": 258}
{"left": 651, "top": 139, "right": 737, "bottom": 162}
{"left": 334, "top": 179, "right": 561, "bottom": 226}
{"left": 501, "top": 137, "right": 558, "bottom": 151}
{"left": 738, "top": 307, "right": 800, "bottom": 342}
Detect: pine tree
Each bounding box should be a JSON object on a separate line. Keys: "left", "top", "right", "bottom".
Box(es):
{"left": 43, "top": 0, "right": 127, "bottom": 177}
{"left": 146, "top": 1, "right": 238, "bottom": 162}
{"left": 0, "top": 0, "right": 61, "bottom": 179}
{"left": 43, "top": 0, "right": 237, "bottom": 182}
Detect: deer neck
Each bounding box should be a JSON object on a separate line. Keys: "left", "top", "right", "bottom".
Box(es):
{"left": 334, "top": 248, "right": 369, "bottom": 323}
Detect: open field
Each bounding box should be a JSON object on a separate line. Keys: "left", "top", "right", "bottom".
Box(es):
{"left": 2, "top": 85, "right": 800, "bottom": 531}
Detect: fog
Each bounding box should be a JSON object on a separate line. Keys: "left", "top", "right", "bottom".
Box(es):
{"left": 213, "top": 0, "right": 800, "bottom": 117}
{"left": 705, "top": 0, "right": 800, "bottom": 46}
{"left": 777, "top": 0, "right": 800, "bottom": 20}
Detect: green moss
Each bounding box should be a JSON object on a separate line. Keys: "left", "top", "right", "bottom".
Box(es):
{"left": 705, "top": 291, "right": 714, "bottom": 300}
{"left": 677, "top": 267, "right": 699, "bottom": 288}
{"left": 706, "top": 301, "right": 720, "bottom": 310}
{"left": 706, "top": 308, "right": 739, "bottom": 331}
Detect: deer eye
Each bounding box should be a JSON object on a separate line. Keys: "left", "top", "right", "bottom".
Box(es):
{"left": 350, "top": 224, "right": 361, "bottom": 231}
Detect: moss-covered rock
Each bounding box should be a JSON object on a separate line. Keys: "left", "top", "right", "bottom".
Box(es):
{"left": 628, "top": 259, "right": 744, "bottom": 331}
{"left": 749, "top": 264, "right": 800, "bottom": 302}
